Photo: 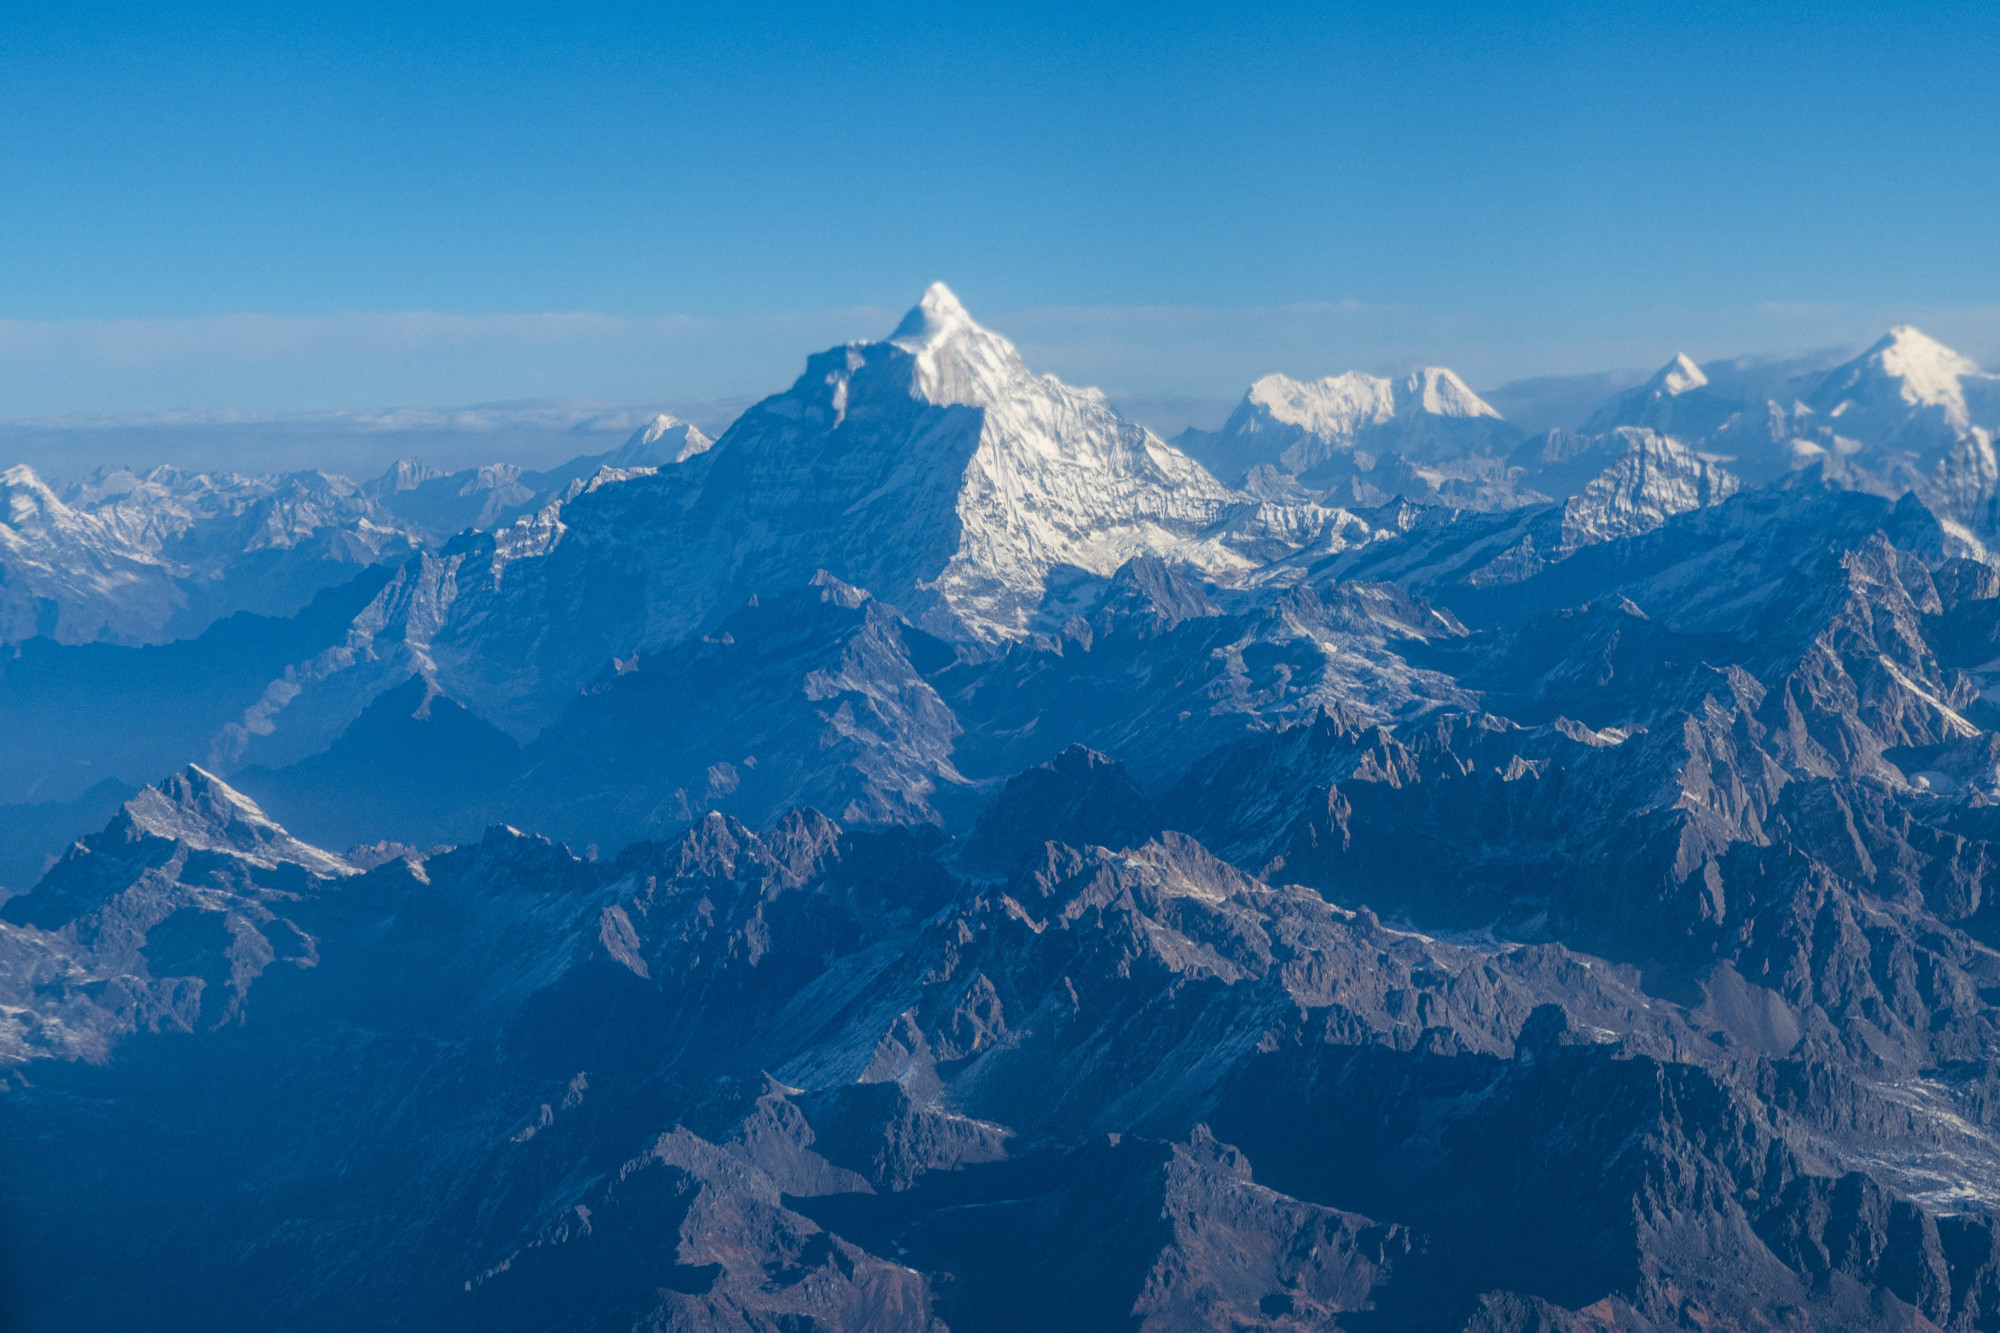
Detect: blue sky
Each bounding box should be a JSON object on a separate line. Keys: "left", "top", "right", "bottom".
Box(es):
{"left": 3, "top": 0, "right": 1998, "bottom": 423}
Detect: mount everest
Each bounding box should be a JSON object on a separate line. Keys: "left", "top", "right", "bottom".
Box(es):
{"left": 12, "top": 286, "right": 2000, "bottom": 1331}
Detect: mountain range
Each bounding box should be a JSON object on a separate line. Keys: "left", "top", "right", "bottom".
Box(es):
{"left": 9, "top": 287, "right": 2000, "bottom": 1330}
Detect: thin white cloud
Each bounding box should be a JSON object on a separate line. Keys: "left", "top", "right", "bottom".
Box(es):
{"left": 0, "top": 310, "right": 680, "bottom": 366}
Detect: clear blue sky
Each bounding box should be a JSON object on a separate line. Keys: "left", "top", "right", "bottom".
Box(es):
{"left": 3, "top": 0, "right": 1998, "bottom": 417}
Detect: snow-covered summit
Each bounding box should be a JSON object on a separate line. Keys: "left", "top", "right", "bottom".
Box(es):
{"left": 1397, "top": 367, "right": 1503, "bottom": 420}
{"left": 1245, "top": 372, "right": 1393, "bottom": 441}
{"left": 1583, "top": 352, "right": 1739, "bottom": 440}
{"left": 885, "top": 281, "right": 1051, "bottom": 411}
{"left": 737, "top": 282, "right": 1260, "bottom": 640}
{"left": 614, "top": 412, "right": 713, "bottom": 466}
{"left": 1653, "top": 353, "right": 1708, "bottom": 397}
{"left": 1179, "top": 366, "right": 1516, "bottom": 489}
{"left": 1810, "top": 325, "right": 1987, "bottom": 430}
{"left": 1239, "top": 367, "right": 1499, "bottom": 445}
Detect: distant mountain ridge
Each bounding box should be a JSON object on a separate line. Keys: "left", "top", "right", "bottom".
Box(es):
{"left": 364, "top": 412, "right": 714, "bottom": 539}
{"left": 1176, "top": 365, "right": 1519, "bottom": 494}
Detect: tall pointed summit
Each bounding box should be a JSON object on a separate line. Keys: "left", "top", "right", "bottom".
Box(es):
{"left": 1653, "top": 353, "right": 1708, "bottom": 396}
{"left": 887, "top": 281, "right": 1037, "bottom": 408}
{"left": 1584, "top": 352, "right": 1735, "bottom": 438}
{"left": 283, "top": 285, "right": 1345, "bottom": 741}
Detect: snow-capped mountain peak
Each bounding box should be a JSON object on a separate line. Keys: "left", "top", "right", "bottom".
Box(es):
{"left": 3, "top": 464, "right": 122, "bottom": 543}
{"left": 1583, "top": 353, "right": 1728, "bottom": 438}
{"left": 1, "top": 463, "right": 186, "bottom": 644}
{"left": 1652, "top": 352, "right": 1708, "bottom": 397}
{"left": 298, "top": 284, "right": 1350, "bottom": 741}
{"left": 1241, "top": 367, "right": 1499, "bottom": 437}
{"left": 617, "top": 412, "right": 714, "bottom": 465}
{"left": 1873, "top": 325, "right": 1981, "bottom": 420}
{"left": 890, "top": 280, "right": 975, "bottom": 345}
{"left": 1811, "top": 325, "right": 1984, "bottom": 429}
{"left": 1395, "top": 366, "right": 1502, "bottom": 420}
{"left": 888, "top": 281, "right": 1031, "bottom": 408}
{"left": 1179, "top": 366, "right": 1517, "bottom": 491}
{"left": 1246, "top": 372, "right": 1398, "bottom": 437}
{"left": 871, "top": 284, "right": 1256, "bottom": 633}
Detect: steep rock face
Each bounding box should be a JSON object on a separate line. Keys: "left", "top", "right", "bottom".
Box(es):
{"left": 510, "top": 574, "right": 971, "bottom": 850}
{"left": 1409, "top": 429, "right": 1746, "bottom": 588}
{"left": 202, "top": 543, "right": 473, "bottom": 772}
{"left": 1557, "top": 429, "right": 1741, "bottom": 551}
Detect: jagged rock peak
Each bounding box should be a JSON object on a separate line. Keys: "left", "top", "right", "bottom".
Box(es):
{"left": 122, "top": 765, "right": 355, "bottom": 877}
{"left": 808, "top": 568, "right": 871, "bottom": 609}
{"left": 1092, "top": 555, "right": 1224, "bottom": 634}
{"left": 961, "top": 744, "right": 1156, "bottom": 873}
{"left": 1559, "top": 430, "right": 1740, "bottom": 554}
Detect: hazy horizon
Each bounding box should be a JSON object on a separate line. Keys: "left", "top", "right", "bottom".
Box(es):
{"left": 7, "top": 3, "right": 1997, "bottom": 455}
{"left": 2, "top": 291, "right": 1976, "bottom": 478}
